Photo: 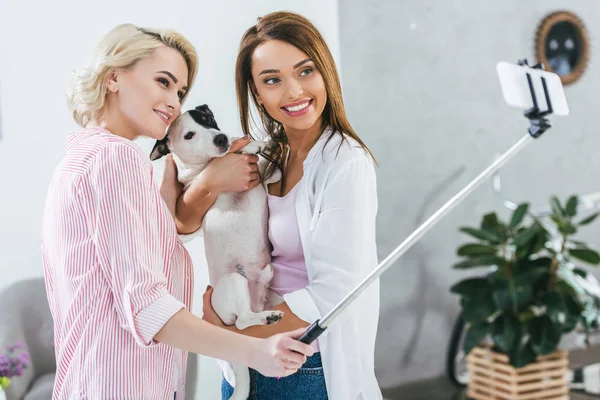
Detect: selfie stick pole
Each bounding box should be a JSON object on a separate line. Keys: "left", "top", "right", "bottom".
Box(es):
{"left": 299, "top": 60, "right": 556, "bottom": 344}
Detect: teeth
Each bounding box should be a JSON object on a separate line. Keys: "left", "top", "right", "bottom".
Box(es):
{"left": 285, "top": 101, "right": 310, "bottom": 112}
{"left": 156, "top": 111, "right": 169, "bottom": 120}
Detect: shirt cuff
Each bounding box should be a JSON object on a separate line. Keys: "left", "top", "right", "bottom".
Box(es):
{"left": 133, "top": 293, "right": 185, "bottom": 347}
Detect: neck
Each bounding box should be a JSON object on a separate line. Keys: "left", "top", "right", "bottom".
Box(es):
{"left": 88, "top": 98, "right": 137, "bottom": 141}
{"left": 284, "top": 118, "right": 324, "bottom": 158}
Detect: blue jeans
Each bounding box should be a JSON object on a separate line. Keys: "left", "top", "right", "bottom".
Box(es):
{"left": 221, "top": 352, "right": 328, "bottom": 400}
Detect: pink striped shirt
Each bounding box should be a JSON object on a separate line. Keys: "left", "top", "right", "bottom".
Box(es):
{"left": 41, "top": 127, "right": 194, "bottom": 399}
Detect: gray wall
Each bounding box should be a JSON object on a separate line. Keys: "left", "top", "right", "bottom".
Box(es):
{"left": 339, "top": 0, "right": 600, "bottom": 388}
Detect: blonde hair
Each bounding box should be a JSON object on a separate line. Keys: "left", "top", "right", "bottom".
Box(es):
{"left": 67, "top": 23, "right": 198, "bottom": 127}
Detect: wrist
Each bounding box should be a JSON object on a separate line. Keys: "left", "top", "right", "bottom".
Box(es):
{"left": 196, "top": 168, "right": 223, "bottom": 196}
{"left": 240, "top": 336, "right": 261, "bottom": 368}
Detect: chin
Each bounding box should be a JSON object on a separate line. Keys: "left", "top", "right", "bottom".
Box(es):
{"left": 285, "top": 117, "right": 320, "bottom": 132}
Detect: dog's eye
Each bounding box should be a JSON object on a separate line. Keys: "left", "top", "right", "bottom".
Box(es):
{"left": 184, "top": 131, "right": 195, "bottom": 140}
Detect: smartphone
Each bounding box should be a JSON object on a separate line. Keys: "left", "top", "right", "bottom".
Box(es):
{"left": 497, "top": 61, "right": 569, "bottom": 116}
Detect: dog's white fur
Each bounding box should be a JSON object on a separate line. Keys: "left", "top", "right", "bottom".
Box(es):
{"left": 151, "top": 108, "right": 282, "bottom": 400}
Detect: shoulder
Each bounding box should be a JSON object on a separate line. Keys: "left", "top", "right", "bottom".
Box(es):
{"left": 309, "top": 128, "right": 375, "bottom": 176}
{"left": 67, "top": 130, "right": 153, "bottom": 186}
{"left": 92, "top": 132, "right": 151, "bottom": 172}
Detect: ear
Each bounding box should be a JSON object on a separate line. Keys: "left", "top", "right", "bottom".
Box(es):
{"left": 250, "top": 81, "right": 262, "bottom": 104}
{"left": 194, "top": 104, "right": 214, "bottom": 118}
{"left": 150, "top": 137, "right": 170, "bottom": 161}
{"left": 106, "top": 70, "right": 119, "bottom": 93}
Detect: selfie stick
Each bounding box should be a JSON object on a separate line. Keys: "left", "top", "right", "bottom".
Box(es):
{"left": 298, "top": 59, "right": 558, "bottom": 344}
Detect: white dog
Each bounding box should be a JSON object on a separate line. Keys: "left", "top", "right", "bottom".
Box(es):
{"left": 150, "top": 104, "right": 282, "bottom": 400}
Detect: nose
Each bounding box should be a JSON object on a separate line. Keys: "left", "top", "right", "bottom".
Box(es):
{"left": 213, "top": 134, "right": 228, "bottom": 147}
{"left": 166, "top": 95, "right": 180, "bottom": 117}
{"left": 285, "top": 78, "right": 303, "bottom": 99}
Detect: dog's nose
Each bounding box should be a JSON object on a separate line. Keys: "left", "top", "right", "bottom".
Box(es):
{"left": 213, "top": 134, "right": 228, "bottom": 147}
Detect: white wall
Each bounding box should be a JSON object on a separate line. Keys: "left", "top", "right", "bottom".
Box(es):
{"left": 0, "top": 1, "right": 339, "bottom": 398}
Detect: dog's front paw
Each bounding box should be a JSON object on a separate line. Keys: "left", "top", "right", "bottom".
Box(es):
{"left": 240, "top": 140, "right": 268, "bottom": 155}
{"left": 264, "top": 310, "right": 284, "bottom": 325}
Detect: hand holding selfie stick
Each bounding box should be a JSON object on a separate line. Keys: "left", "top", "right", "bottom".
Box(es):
{"left": 298, "top": 59, "right": 568, "bottom": 345}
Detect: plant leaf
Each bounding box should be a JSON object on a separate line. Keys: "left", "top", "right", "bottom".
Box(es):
{"left": 492, "top": 314, "right": 519, "bottom": 354}
{"left": 457, "top": 244, "right": 498, "bottom": 257}
{"left": 569, "top": 249, "right": 600, "bottom": 265}
{"left": 459, "top": 227, "right": 501, "bottom": 244}
{"left": 550, "top": 196, "right": 565, "bottom": 219}
{"left": 462, "top": 294, "right": 498, "bottom": 323}
{"left": 508, "top": 338, "right": 536, "bottom": 368}
{"left": 492, "top": 278, "right": 534, "bottom": 311}
{"left": 579, "top": 212, "right": 600, "bottom": 226}
{"left": 566, "top": 195, "right": 578, "bottom": 217}
{"left": 481, "top": 213, "right": 504, "bottom": 239}
{"left": 450, "top": 278, "right": 492, "bottom": 297}
{"left": 453, "top": 255, "right": 504, "bottom": 270}
{"left": 513, "top": 224, "right": 541, "bottom": 247}
{"left": 509, "top": 203, "right": 529, "bottom": 229}
{"left": 573, "top": 268, "right": 588, "bottom": 278}
{"left": 530, "top": 315, "right": 562, "bottom": 356}
{"left": 463, "top": 322, "right": 491, "bottom": 355}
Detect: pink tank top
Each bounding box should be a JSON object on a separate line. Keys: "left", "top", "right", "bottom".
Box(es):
{"left": 267, "top": 182, "right": 308, "bottom": 296}
{"left": 268, "top": 182, "right": 320, "bottom": 351}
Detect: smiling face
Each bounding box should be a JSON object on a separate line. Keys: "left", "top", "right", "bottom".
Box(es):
{"left": 250, "top": 39, "right": 327, "bottom": 134}
{"left": 106, "top": 46, "right": 189, "bottom": 140}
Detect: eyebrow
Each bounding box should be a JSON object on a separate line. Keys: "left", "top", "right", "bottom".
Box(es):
{"left": 157, "top": 70, "right": 189, "bottom": 91}
{"left": 258, "top": 58, "right": 313, "bottom": 76}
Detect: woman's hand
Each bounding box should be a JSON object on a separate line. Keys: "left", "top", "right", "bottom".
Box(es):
{"left": 202, "top": 286, "right": 225, "bottom": 327}
{"left": 195, "top": 136, "right": 260, "bottom": 194}
{"left": 159, "top": 154, "right": 183, "bottom": 219}
{"left": 250, "top": 328, "right": 314, "bottom": 377}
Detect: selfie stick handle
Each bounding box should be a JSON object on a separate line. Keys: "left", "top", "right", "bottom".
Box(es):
{"left": 299, "top": 59, "right": 555, "bottom": 345}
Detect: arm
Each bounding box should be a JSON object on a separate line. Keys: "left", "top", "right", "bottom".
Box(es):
{"left": 174, "top": 174, "right": 219, "bottom": 234}
{"left": 202, "top": 292, "right": 309, "bottom": 339}
{"left": 171, "top": 137, "right": 260, "bottom": 235}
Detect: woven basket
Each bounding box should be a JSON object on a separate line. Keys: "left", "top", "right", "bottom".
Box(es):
{"left": 466, "top": 345, "right": 569, "bottom": 400}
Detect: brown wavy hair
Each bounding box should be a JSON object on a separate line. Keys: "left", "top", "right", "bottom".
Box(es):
{"left": 235, "top": 11, "right": 376, "bottom": 179}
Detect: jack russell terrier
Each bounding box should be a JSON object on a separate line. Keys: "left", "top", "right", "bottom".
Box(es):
{"left": 150, "top": 104, "right": 283, "bottom": 400}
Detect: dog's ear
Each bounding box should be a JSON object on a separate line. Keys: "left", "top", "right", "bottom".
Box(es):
{"left": 195, "top": 104, "right": 213, "bottom": 117}
{"left": 150, "top": 137, "right": 170, "bottom": 161}
{"left": 190, "top": 104, "right": 220, "bottom": 130}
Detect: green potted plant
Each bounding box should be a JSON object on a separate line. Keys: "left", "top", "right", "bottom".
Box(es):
{"left": 450, "top": 195, "right": 600, "bottom": 398}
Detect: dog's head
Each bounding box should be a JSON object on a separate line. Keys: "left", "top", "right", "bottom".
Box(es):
{"left": 150, "top": 104, "right": 232, "bottom": 163}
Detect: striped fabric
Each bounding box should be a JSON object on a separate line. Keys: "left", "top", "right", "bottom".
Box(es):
{"left": 41, "top": 127, "right": 194, "bottom": 399}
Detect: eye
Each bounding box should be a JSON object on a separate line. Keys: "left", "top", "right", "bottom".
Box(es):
{"left": 178, "top": 91, "right": 185, "bottom": 99}
{"left": 184, "top": 131, "right": 195, "bottom": 140}
{"left": 264, "top": 77, "right": 280, "bottom": 85}
{"left": 300, "top": 67, "right": 313, "bottom": 77}
{"left": 158, "top": 77, "right": 170, "bottom": 87}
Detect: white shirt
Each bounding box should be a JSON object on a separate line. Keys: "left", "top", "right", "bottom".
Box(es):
{"left": 282, "top": 130, "right": 381, "bottom": 400}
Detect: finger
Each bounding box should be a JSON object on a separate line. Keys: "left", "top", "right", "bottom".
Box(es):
{"left": 282, "top": 332, "right": 315, "bottom": 357}
{"left": 229, "top": 137, "right": 251, "bottom": 153}
{"left": 245, "top": 154, "right": 259, "bottom": 164}
{"left": 281, "top": 367, "right": 299, "bottom": 377}
{"left": 283, "top": 352, "right": 306, "bottom": 367}
{"left": 284, "top": 352, "right": 306, "bottom": 368}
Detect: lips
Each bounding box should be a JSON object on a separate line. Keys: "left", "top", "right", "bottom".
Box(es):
{"left": 154, "top": 110, "right": 170, "bottom": 125}
{"left": 281, "top": 99, "right": 313, "bottom": 117}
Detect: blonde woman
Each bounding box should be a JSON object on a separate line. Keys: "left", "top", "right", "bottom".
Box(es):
{"left": 41, "top": 23, "right": 313, "bottom": 400}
